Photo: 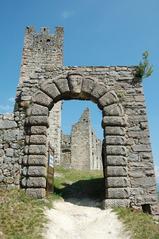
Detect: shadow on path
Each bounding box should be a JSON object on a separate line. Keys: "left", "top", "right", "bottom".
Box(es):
{"left": 54, "top": 178, "right": 105, "bottom": 207}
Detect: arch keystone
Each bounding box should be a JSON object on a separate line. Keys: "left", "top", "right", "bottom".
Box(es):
{"left": 67, "top": 73, "right": 83, "bottom": 94}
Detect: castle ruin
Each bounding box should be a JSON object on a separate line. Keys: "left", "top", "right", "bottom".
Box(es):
{"left": 0, "top": 26, "right": 158, "bottom": 211}
{"left": 60, "top": 108, "right": 102, "bottom": 170}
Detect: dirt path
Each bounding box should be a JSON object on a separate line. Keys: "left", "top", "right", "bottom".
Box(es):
{"left": 43, "top": 199, "right": 130, "bottom": 239}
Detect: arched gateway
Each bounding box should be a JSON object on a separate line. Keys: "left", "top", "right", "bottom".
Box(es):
{"left": 0, "top": 26, "right": 157, "bottom": 211}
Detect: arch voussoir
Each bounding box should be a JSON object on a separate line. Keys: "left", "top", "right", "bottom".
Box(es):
{"left": 90, "top": 83, "right": 108, "bottom": 103}
{"left": 40, "top": 82, "right": 61, "bottom": 101}
{"left": 33, "top": 90, "right": 53, "bottom": 108}
{"left": 53, "top": 77, "right": 70, "bottom": 95}
{"left": 98, "top": 90, "right": 119, "bottom": 109}
{"left": 81, "top": 77, "right": 96, "bottom": 95}
{"left": 103, "top": 103, "right": 124, "bottom": 116}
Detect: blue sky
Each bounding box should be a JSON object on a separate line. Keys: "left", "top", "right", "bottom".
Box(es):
{"left": 0, "top": 0, "right": 159, "bottom": 180}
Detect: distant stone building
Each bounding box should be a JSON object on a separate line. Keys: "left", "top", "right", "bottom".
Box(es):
{"left": 60, "top": 108, "right": 102, "bottom": 170}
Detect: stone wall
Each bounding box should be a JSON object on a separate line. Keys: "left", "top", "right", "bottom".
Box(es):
{"left": 0, "top": 114, "right": 24, "bottom": 189}
{"left": 61, "top": 133, "right": 71, "bottom": 168}
{"left": 90, "top": 129, "right": 102, "bottom": 170}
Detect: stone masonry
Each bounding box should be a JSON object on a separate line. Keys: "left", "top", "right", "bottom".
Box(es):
{"left": 60, "top": 108, "right": 102, "bottom": 170}
{"left": 0, "top": 26, "right": 158, "bottom": 211}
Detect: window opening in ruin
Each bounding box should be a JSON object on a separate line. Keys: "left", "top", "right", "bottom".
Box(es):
{"left": 48, "top": 100, "right": 104, "bottom": 204}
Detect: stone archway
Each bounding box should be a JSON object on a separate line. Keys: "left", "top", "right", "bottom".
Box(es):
{"left": 22, "top": 73, "right": 129, "bottom": 207}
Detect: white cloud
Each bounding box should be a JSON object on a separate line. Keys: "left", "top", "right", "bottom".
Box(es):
{"left": 0, "top": 97, "right": 15, "bottom": 114}
{"left": 61, "top": 10, "right": 75, "bottom": 19}
{"left": 8, "top": 97, "right": 15, "bottom": 103}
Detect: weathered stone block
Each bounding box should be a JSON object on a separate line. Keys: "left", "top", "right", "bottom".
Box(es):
{"left": 102, "top": 116, "right": 127, "bottom": 127}
{"left": 103, "top": 103, "right": 124, "bottom": 116}
{"left": 27, "top": 177, "right": 46, "bottom": 187}
{"left": 3, "top": 129, "right": 19, "bottom": 142}
{"left": 91, "top": 83, "right": 108, "bottom": 101}
{"left": 0, "top": 119, "right": 17, "bottom": 129}
{"left": 31, "top": 126, "right": 47, "bottom": 135}
{"left": 107, "top": 188, "right": 129, "bottom": 199}
{"left": 82, "top": 78, "right": 95, "bottom": 94}
{"left": 30, "top": 104, "right": 48, "bottom": 116}
{"left": 128, "top": 153, "right": 139, "bottom": 161}
{"left": 26, "top": 188, "right": 46, "bottom": 198}
{"left": 33, "top": 91, "right": 53, "bottom": 107}
{"left": 107, "top": 166, "right": 127, "bottom": 177}
{"left": 41, "top": 83, "right": 60, "bottom": 100}
{"left": 28, "top": 155, "right": 47, "bottom": 166}
{"left": 132, "top": 144, "right": 151, "bottom": 152}
{"left": 27, "top": 166, "right": 47, "bottom": 177}
{"left": 107, "top": 177, "right": 128, "bottom": 188}
{"left": 106, "top": 146, "right": 127, "bottom": 155}
{"left": 106, "top": 156, "right": 127, "bottom": 166}
{"left": 29, "top": 145, "right": 47, "bottom": 155}
{"left": 103, "top": 199, "right": 130, "bottom": 208}
{"left": 131, "top": 177, "right": 156, "bottom": 188}
{"left": 30, "top": 135, "right": 47, "bottom": 145}
{"left": 5, "top": 148, "right": 14, "bottom": 157}
{"left": 53, "top": 78, "right": 69, "bottom": 94}
{"left": 29, "top": 116, "right": 48, "bottom": 126}
{"left": 98, "top": 91, "right": 119, "bottom": 108}
{"left": 104, "top": 126, "right": 126, "bottom": 135}
{"left": 106, "top": 136, "right": 126, "bottom": 145}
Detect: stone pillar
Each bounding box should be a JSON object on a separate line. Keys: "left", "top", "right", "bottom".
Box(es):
{"left": 48, "top": 101, "right": 62, "bottom": 165}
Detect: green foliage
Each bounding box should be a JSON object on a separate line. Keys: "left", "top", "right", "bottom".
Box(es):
{"left": 0, "top": 189, "right": 48, "bottom": 239}
{"left": 136, "top": 51, "right": 153, "bottom": 81}
{"left": 115, "top": 207, "right": 159, "bottom": 239}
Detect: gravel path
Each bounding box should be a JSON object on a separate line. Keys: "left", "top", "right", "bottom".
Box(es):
{"left": 43, "top": 199, "right": 130, "bottom": 239}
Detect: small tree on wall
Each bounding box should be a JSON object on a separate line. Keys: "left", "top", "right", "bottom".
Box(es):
{"left": 135, "top": 51, "right": 153, "bottom": 83}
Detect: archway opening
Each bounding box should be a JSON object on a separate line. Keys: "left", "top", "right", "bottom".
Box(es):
{"left": 47, "top": 100, "right": 105, "bottom": 206}
{"left": 22, "top": 75, "right": 129, "bottom": 208}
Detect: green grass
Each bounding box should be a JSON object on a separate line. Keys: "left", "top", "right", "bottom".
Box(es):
{"left": 0, "top": 189, "right": 49, "bottom": 239}
{"left": 0, "top": 168, "right": 158, "bottom": 239}
{"left": 54, "top": 166, "right": 104, "bottom": 200}
{"left": 0, "top": 168, "right": 104, "bottom": 238}
{"left": 115, "top": 207, "right": 159, "bottom": 239}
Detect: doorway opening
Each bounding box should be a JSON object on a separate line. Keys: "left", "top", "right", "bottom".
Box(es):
{"left": 48, "top": 100, "right": 104, "bottom": 205}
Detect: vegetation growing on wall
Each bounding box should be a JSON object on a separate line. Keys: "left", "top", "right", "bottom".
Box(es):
{"left": 135, "top": 51, "right": 153, "bottom": 83}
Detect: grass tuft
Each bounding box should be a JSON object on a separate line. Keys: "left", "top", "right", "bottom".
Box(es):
{"left": 115, "top": 207, "right": 159, "bottom": 239}
{"left": 0, "top": 189, "right": 48, "bottom": 239}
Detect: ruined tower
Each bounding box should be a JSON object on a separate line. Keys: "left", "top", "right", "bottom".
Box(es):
{"left": 60, "top": 108, "right": 102, "bottom": 170}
